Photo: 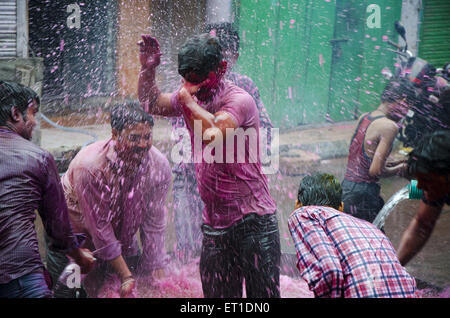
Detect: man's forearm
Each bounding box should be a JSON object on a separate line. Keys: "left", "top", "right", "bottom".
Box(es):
{"left": 397, "top": 202, "right": 441, "bottom": 265}
{"left": 109, "top": 255, "right": 132, "bottom": 280}
{"left": 138, "top": 68, "right": 160, "bottom": 110}
{"left": 397, "top": 218, "right": 432, "bottom": 265}
{"left": 181, "top": 99, "right": 215, "bottom": 132}
{"left": 380, "top": 162, "right": 408, "bottom": 178}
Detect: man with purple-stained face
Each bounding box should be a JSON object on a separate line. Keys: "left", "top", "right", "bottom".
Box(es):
{"left": 137, "top": 33, "right": 280, "bottom": 298}
{"left": 47, "top": 101, "right": 171, "bottom": 298}
{"left": 0, "top": 81, "right": 95, "bottom": 298}
{"left": 168, "top": 23, "right": 275, "bottom": 266}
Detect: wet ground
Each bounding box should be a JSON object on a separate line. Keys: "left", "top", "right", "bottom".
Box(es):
{"left": 272, "top": 159, "right": 450, "bottom": 290}
{"left": 35, "top": 116, "right": 450, "bottom": 294}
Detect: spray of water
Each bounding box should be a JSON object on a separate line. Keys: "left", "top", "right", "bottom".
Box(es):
{"left": 373, "top": 185, "right": 409, "bottom": 229}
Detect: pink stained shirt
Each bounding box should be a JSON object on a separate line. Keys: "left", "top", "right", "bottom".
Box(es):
{"left": 170, "top": 80, "right": 277, "bottom": 229}
{"left": 61, "top": 139, "right": 171, "bottom": 272}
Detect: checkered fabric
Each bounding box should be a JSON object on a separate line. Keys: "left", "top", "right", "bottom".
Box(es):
{"left": 288, "top": 206, "right": 417, "bottom": 298}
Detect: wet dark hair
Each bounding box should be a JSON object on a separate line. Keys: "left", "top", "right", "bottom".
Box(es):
{"left": 0, "top": 81, "right": 40, "bottom": 126}
{"left": 408, "top": 130, "right": 450, "bottom": 176}
{"left": 297, "top": 173, "right": 342, "bottom": 210}
{"left": 204, "top": 22, "right": 240, "bottom": 56}
{"left": 178, "top": 33, "right": 223, "bottom": 83}
{"left": 110, "top": 101, "right": 154, "bottom": 132}
{"left": 380, "top": 79, "right": 416, "bottom": 104}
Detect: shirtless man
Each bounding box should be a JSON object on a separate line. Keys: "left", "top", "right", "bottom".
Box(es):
{"left": 342, "top": 79, "right": 416, "bottom": 223}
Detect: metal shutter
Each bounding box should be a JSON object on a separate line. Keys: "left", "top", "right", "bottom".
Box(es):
{"left": 419, "top": 0, "right": 450, "bottom": 68}
{"left": 0, "top": 0, "right": 17, "bottom": 57}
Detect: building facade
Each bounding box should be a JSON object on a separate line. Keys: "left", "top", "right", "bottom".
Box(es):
{"left": 2, "top": 0, "right": 446, "bottom": 127}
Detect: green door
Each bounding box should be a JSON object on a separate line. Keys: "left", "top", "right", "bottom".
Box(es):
{"left": 327, "top": 0, "right": 402, "bottom": 121}
{"left": 236, "top": 0, "right": 336, "bottom": 127}
{"left": 236, "top": 0, "right": 401, "bottom": 128}
{"left": 326, "top": 0, "right": 366, "bottom": 122}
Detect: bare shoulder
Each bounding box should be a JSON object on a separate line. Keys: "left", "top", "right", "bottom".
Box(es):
{"left": 376, "top": 117, "right": 399, "bottom": 135}
{"left": 365, "top": 117, "right": 398, "bottom": 147}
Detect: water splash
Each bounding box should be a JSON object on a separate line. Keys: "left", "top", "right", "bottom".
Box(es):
{"left": 373, "top": 185, "right": 409, "bottom": 229}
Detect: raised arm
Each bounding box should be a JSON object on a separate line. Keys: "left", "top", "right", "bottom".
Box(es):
{"left": 137, "top": 35, "right": 180, "bottom": 117}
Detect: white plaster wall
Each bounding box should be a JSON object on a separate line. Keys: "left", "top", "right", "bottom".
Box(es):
{"left": 400, "top": 0, "right": 422, "bottom": 56}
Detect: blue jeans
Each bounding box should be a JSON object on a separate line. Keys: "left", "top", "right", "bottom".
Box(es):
{"left": 0, "top": 272, "right": 52, "bottom": 298}
{"left": 172, "top": 163, "right": 204, "bottom": 261}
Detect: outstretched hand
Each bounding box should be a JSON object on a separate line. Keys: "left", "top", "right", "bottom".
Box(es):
{"left": 138, "top": 35, "right": 162, "bottom": 70}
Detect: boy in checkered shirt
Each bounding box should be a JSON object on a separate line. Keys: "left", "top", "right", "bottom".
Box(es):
{"left": 288, "top": 173, "right": 417, "bottom": 298}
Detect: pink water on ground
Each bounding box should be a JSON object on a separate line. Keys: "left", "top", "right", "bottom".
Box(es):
{"left": 97, "top": 258, "right": 449, "bottom": 298}
{"left": 140, "top": 259, "right": 314, "bottom": 298}
{"left": 97, "top": 258, "right": 314, "bottom": 298}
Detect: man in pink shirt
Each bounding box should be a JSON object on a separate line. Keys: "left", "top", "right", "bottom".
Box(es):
{"left": 46, "top": 102, "right": 171, "bottom": 298}
{"left": 170, "top": 23, "right": 274, "bottom": 265}
{"left": 138, "top": 34, "right": 280, "bottom": 297}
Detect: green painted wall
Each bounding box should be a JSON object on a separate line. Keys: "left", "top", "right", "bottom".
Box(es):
{"left": 356, "top": 0, "right": 402, "bottom": 118}
{"left": 235, "top": 0, "right": 402, "bottom": 128}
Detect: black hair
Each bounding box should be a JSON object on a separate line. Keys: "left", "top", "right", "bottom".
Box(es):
{"left": 297, "top": 173, "right": 342, "bottom": 210}
{"left": 380, "top": 79, "right": 416, "bottom": 105}
{"left": 110, "top": 101, "right": 154, "bottom": 132}
{"left": 204, "top": 22, "right": 240, "bottom": 56}
{"left": 178, "top": 33, "right": 223, "bottom": 83}
{"left": 0, "top": 81, "right": 40, "bottom": 126}
{"left": 408, "top": 130, "right": 450, "bottom": 176}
